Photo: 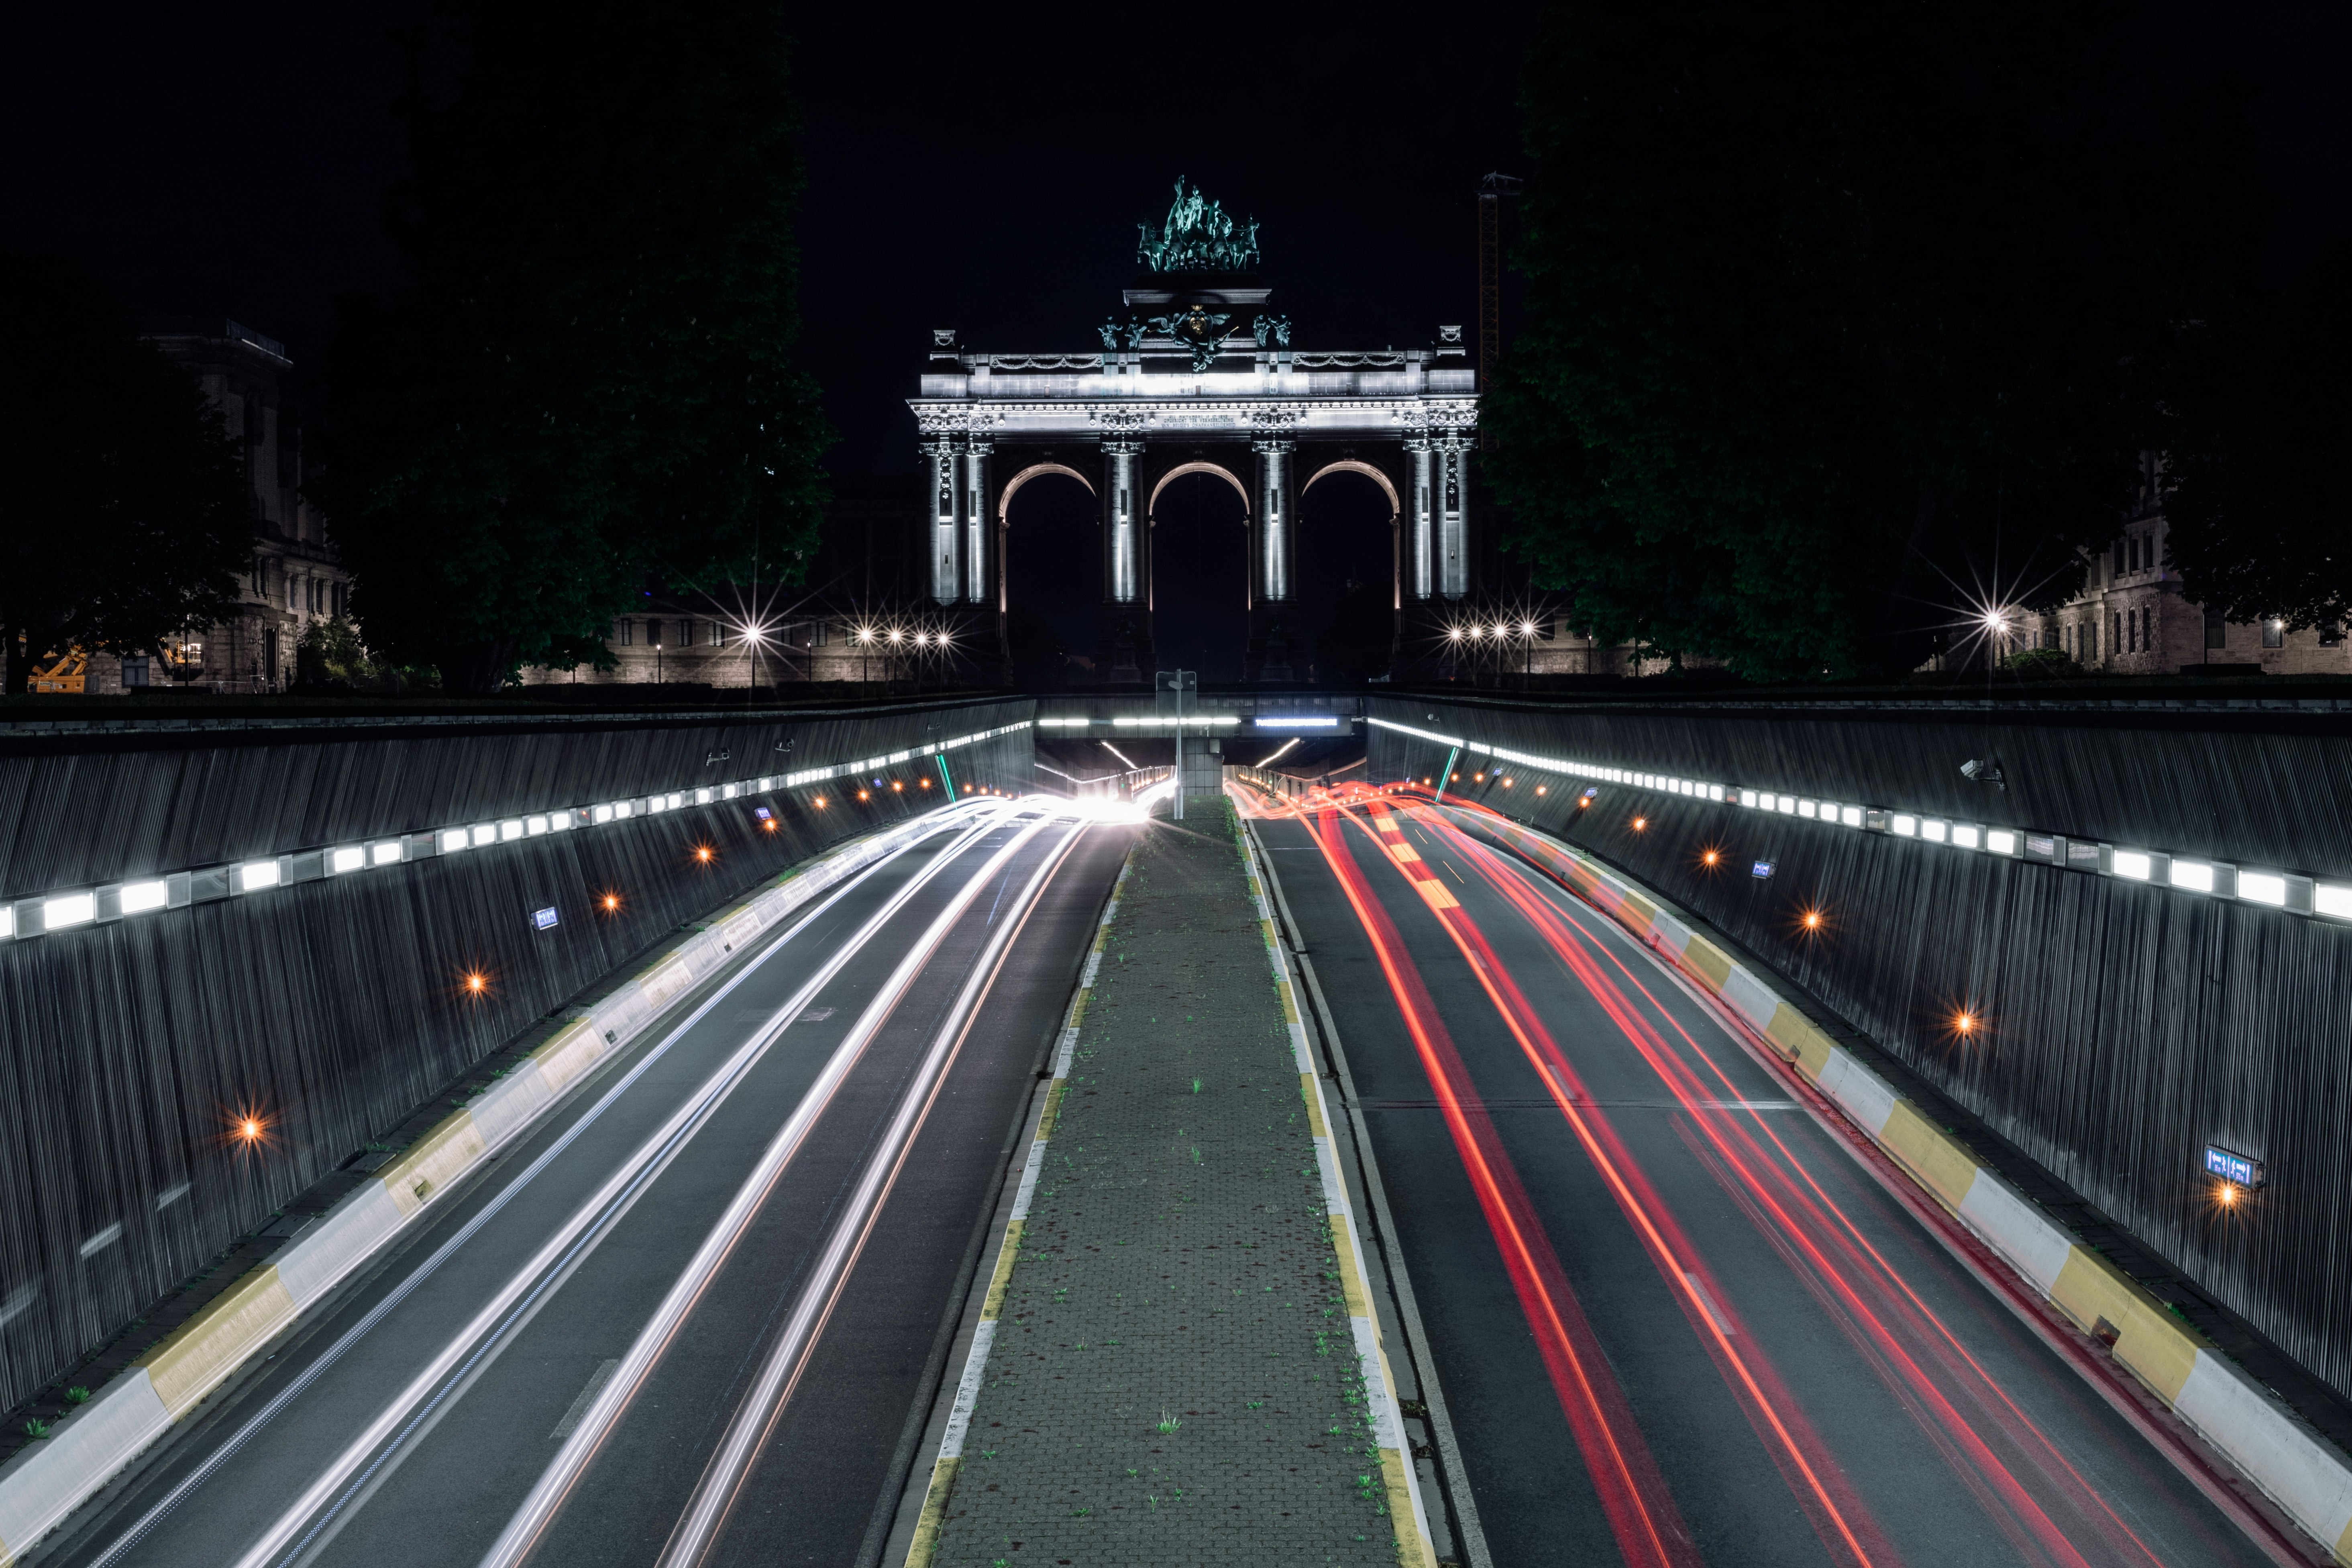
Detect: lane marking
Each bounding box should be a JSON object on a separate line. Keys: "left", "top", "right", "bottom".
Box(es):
{"left": 548, "top": 1362, "right": 620, "bottom": 1443}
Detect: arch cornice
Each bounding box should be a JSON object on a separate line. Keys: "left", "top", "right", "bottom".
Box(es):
{"left": 1300, "top": 459, "right": 1401, "bottom": 518}
{"left": 1148, "top": 461, "right": 1251, "bottom": 519}
{"left": 996, "top": 461, "right": 1096, "bottom": 522}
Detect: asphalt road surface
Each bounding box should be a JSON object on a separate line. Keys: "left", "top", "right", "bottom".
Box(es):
{"left": 44, "top": 801, "right": 1132, "bottom": 1568}
{"left": 1249, "top": 791, "right": 2280, "bottom": 1568}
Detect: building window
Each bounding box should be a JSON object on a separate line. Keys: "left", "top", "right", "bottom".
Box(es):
{"left": 815, "top": 621, "right": 830, "bottom": 648}
{"left": 2205, "top": 606, "right": 2226, "bottom": 650}
{"left": 2323, "top": 622, "right": 2342, "bottom": 648}
{"left": 120, "top": 655, "right": 149, "bottom": 688}
{"left": 616, "top": 619, "right": 633, "bottom": 646}
{"left": 2263, "top": 618, "right": 2285, "bottom": 649}
{"left": 708, "top": 620, "right": 723, "bottom": 647}
{"left": 676, "top": 620, "right": 692, "bottom": 648}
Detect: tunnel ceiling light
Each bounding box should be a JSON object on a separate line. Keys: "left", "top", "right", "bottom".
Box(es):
{"left": 328, "top": 846, "right": 365, "bottom": 875}
{"left": 371, "top": 841, "right": 402, "bottom": 865}
{"left": 2239, "top": 871, "right": 2289, "bottom": 907}
{"left": 236, "top": 861, "right": 281, "bottom": 893}
{"left": 2169, "top": 859, "right": 2216, "bottom": 893}
{"left": 2112, "top": 850, "right": 2153, "bottom": 881}
{"left": 2313, "top": 883, "right": 2352, "bottom": 920}
{"left": 44, "top": 892, "right": 96, "bottom": 929}
{"left": 119, "top": 879, "right": 170, "bottom": 914}
{"left": 1256, "top": 716, "right": 1339, "bottom": 728}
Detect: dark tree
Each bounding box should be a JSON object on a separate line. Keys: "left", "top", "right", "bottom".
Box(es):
{"left": 0, "top": 255, "right": 249, "bottom": 694}
{"left": 1486, "top": 1, "right": 2209, "bottom": 679}
{"left": 2158, "top": 248, "right": 2352, "bottom": 633}
{"left": 316, "top": 0, "right": 830, "bottom": 692}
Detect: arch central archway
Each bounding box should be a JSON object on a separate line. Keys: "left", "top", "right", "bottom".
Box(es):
{"left": 1147, "top": 461, "right": 1251, "bottom": 521}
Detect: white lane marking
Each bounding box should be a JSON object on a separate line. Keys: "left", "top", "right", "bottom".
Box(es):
{"left": 477, "top": 817, "right": 1063, "bottom": 1568}
{"left": 80, "top": 811, "right": 991, "bottom": 1568}
{"left": 1685, "top": 1274, "right": 1735, "bottom": 1337}
{"left": 549, "top": 1362, "right": 620, "bottom": 1443}
{"left": 225, "top": 809, "right": 1016, "bottom": 1568}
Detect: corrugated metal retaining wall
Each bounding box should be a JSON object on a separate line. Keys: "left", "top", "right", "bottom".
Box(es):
{"left": 0, "top": 697, "right": 1031, "bottom": 1413}
{"left": 1370, "top": 693, "right": 2352, "bottom": 1407}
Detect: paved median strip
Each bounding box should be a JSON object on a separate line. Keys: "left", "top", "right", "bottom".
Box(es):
{"left": 0, "top": 805, "right": 980, "bottom": 1568}
{"left": 906, "top": 797, "right": 1437, "bottom": 1568}
{"left": 1428, "top": 799, "right": 2352, "bottom": 1568}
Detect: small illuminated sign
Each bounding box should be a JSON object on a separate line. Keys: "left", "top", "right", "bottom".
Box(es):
{"left": 753, "top": 806, "right": 773, "bottom": 822}
{"left": 532, "top": 907, "right": 559, "bottom": 931}
{"left": 2203, "top": 1145, "right": 2264, "bottom": 1187}
{"left": 1751, "top": 860, "right": 1775, "bottom": 879}
{"left": 1581, "top": 787, "right": 1599, "bottom": 801}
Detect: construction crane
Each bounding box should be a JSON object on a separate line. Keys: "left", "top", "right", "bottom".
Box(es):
{"left": 27, "top": 649, "right": 88, "bottom": 694}
{"left": 1476, "top": 172, "right": 1524, "bottom": 402}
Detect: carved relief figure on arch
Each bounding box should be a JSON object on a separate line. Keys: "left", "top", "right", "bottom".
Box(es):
{"left": 910, "top": 181, "right": 1480, "bottom": 686}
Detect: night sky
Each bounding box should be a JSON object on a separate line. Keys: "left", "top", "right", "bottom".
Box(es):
{"left": 7, "top": 1, "right": 2346, "bottom": 679}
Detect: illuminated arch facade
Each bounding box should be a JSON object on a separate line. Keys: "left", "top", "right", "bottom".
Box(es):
{"left": 911, "top": 298, "right": 1478, "bottom": 683}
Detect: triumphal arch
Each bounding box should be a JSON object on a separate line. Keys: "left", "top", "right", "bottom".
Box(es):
{"left": 908, "top": 179, "right": 1480, "bottom": 683}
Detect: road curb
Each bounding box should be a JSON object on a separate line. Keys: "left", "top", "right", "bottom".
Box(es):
{"left": 1430, "top": 798, "right": 2352, "bottom": 1568}
{"left": 0, "top": 804, "right": 979, "bottom": 1567}
{"left": 895, "top": 842, "right": 1133, "bottom": 1568}
{"left": 1235, "top": 810, "right": 1439, "bottom": 1568}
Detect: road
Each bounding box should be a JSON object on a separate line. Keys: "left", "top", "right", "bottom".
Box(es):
{"left": 43, "top": 800, "right": 1131, "bottom": 1568}
{"left": 1248, "top": 789, "right": 2282, "bottom": 1568}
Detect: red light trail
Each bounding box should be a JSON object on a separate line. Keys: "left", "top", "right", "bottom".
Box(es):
{"left": 1397, "top": 801, "right": 2187, "bottom": 1568}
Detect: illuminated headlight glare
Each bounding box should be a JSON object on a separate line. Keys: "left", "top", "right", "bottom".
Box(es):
{"left": 1891, "top": 814, "right": 1918, "bottom": 837}
{"left": 440, "top": 828, "right": 469, "bottom": 853}
{"left": 328, "top": 846, "right": 365, "bottom": 874}
{"left": 119, "top": 879, "right": 171, "bottom": 914}
{"left": 1986, "top": 829, "right": 2018, "bottom": 856}
{"left": 45, "top": 892, "right": 96, "bottom": 928}
{"left": 1923, "top": 820, "right": 1949, "bottom": 844}
{"left": 370, "top": 841, "right": 402, "bottom": 866}
{"left": 236, "top": 861, "right": 281, "bottom": 892}
{"left": 525, "top": 814, "right": 549, "bottom": 836}
{"left": 2238, "top": 871, "right": 2288, "bottom": 906}
{"left": 2112, "top": 850, "right": 2153, "bottom": 881}
{"left": 471, "top": 824, "right": 497, "bottom": 847}
{"left": 2169, "top": 860, "right": 2215, "bottom": 893}
{"left": 1840, "top": 806, "right": 1863, "bottom": 828}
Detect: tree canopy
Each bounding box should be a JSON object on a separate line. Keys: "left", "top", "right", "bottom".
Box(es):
{"left": 0, "top": 254, "right": 250, "bottom": 694}
{"left": 315, "top": 0, "right": 830, "bottom": 692}
{"left": 1486, "top": 1, "right": 2236, "bottom": 679}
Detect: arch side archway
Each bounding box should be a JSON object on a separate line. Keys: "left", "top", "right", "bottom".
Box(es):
{"left": 997, "top": 462, "right": 1097, "bottom": 524}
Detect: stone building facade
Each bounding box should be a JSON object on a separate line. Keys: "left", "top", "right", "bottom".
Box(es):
{"left": 74, "top": 321, "right": 349, "bottom": 694}
{"left": 2026, "top": 455, "right": 2350, "bottom": 677}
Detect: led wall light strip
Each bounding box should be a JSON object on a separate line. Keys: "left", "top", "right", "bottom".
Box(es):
{"left": 1368, "top": 716, "right": 2351, "bottom": 922}
{"left": 0, "top": 721, "right": 1033, "bottom": 944}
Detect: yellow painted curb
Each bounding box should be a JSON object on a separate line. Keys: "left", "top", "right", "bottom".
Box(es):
{"left": 136, "top": 1266, "right": 296, "bottom": 1419}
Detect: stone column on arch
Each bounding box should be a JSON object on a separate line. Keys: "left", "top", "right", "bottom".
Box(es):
{"left": 1100, "top": 438, "right": 1144, "bottom": 606}
{"left": 961, "top": 439, "right": 992, "bottom": 604}
{"left": 1437, "top": 429, "right": 1471, "bottom": 599}
{"left": 1404, "top": 432, "right": 1435, "bottom": 600}
{"left": 1252, "top": 436, "right": 1297, "bottom": 606}
{"left": 921, "top": 430, "right": 964, "bottom": 605}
